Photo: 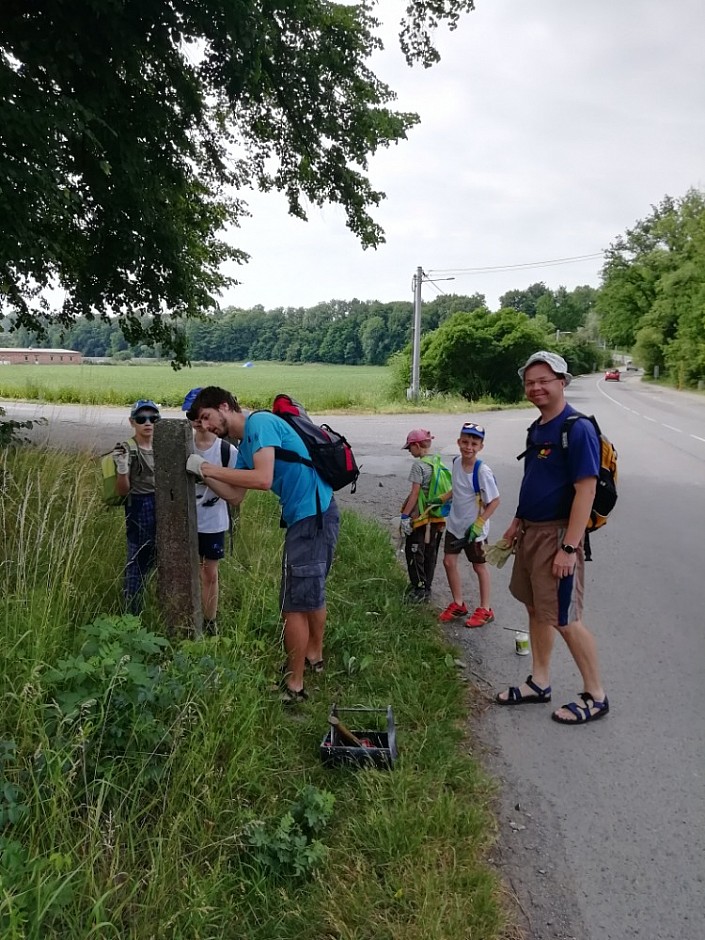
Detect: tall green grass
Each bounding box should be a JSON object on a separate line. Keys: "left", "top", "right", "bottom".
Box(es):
{"left": 0, "top": 447, "right": 509, "bottom": 939}
{"left": 0, "top": 362, "right": 393, "bottom": 412}
{"left": 0, "top": 362, "right": 507, "bottom": 413}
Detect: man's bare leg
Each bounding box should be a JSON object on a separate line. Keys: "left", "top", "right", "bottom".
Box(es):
{"left": 496, "top": 606, "right": 556, "bottom": 701}
{"left": 552, "top": 619, "right": 606, "bottom": 719}
{"left": 283, "top": 611, "right": 308, "bottom": 692}
{"left": 305, "top": 606, "right": 327, "bottom": 666}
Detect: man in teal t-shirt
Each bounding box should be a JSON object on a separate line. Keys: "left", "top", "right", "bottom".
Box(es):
{"left": 186, "top": 387, "right": 340, "bottom": 704}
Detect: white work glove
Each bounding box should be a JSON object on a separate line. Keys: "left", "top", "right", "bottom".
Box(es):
{"left": 485, "top": 538, "right": 514, "bottom": 569}
{"left": 186, "top": 454, "right": 207, "bottom": 479}
{"left": 112, "top": 444, "right": 130, "bottom": 476}
{"left": 399, "top": 514, "right": 413, "bottom": 537}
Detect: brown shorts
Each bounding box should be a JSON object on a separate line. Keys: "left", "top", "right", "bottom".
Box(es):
{"left": 508, "top": 520, "right": 585, "bottom": 627}
{"left": 443, "top": 530, "right": 486, "bottom": 564}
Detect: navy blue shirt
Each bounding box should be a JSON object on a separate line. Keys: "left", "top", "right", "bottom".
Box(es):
{"left": 516, "top": 405, "right": 600, "bottom": 522}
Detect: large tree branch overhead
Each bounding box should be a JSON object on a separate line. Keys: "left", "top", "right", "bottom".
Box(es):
{"left": 0, "top": 1, "right": 474, "bottom": 362}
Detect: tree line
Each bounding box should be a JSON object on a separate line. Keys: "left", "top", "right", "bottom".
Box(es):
{"left": 3, "top": 186, "right": 703, "bottom": 396}
{"left": 596, "top": 188, "right": 705, "bottom": 387}
{"left": 1, "top": 285, "right": 595, "bottom": 367}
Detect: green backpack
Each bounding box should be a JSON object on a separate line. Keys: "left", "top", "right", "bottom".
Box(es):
{"left": 100, "top": 438, "right": 138, "bottom": 506}
{"left": 418, "top": 454, "right": 453, "bottom": 519}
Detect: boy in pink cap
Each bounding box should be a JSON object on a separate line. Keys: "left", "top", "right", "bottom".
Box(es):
{"left": 399, "top": 428, "right": 447, "bottom": 602}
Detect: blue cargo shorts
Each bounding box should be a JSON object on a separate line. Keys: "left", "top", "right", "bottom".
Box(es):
{"left": 280, "top": 500, "right": 340, "bottom": 613}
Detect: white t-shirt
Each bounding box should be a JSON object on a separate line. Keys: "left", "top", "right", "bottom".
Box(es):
{"left": 446, "top": 458, "right": 499, "bottom": 541}
{"left": 194, "top": 437, "right": 239, "bottom": 533}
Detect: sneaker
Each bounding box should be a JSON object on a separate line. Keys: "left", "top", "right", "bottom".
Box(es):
{"left": 465, "top": 607, "right": 495, "bottom": 629}
{"left": 438, "top": 601, "right": 469, "bottom": 622}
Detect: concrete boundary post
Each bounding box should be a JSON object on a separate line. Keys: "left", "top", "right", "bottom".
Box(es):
{"left": 153, "top": 418, "right": 202, "bottom": 637}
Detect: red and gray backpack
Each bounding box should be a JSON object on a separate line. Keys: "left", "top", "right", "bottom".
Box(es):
{"left": 271, "top": 394, "right": 360, "bottom": 493}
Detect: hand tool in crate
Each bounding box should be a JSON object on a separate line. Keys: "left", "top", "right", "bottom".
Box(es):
{"left": 320, "top": 704, "right": 397, "bottom": 769}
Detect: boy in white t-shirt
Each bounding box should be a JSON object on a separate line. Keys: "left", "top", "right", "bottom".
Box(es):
{"left": 438, "top": 422, "right": 500, "bottom": 629}
{"left": 183, "top": 389, "right": 239, "bottom": 635}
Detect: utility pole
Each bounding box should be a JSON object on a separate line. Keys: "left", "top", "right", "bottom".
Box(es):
{"left": 409, "top": 265, "right": 423, "bottom": 401}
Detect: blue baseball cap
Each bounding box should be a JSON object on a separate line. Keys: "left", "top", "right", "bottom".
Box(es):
{"left": 181, "top": 387, "right": 202, "bottom": 413}
{"left": 459, "top": 422, "right": 485, "bottom": 439}
{"left": 181, "top": 387, "right": 203, "bottom": 420}
{"left": 130, "top": 399, "right": 160, "bottom": 417}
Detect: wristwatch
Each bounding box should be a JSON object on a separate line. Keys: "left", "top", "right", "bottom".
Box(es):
{"left": 561, "top": 543, "right": 577, "bottom": 555}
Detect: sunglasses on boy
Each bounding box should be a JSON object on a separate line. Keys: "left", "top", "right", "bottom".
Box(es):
{"left": 133, "top": 414, "right": 161, "bottom": 425}
{"left": 461, "top": 422, "right": 485, "bottom": 435}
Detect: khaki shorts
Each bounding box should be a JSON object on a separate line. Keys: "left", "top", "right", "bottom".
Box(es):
{"left": 509, "top": 520, "right": 585, "bottom": 627}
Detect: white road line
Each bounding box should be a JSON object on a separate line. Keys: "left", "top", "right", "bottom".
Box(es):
{"left": 595, "top": 378, "right": 704, "bottom": 443}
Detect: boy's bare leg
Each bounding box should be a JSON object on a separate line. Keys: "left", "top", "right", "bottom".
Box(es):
{"left": 472, "top": 560, "right": 491, "bottom": 610}
{"left": 442, "top": 553, "right": 464, "bottom": 605}
{"left": 200, "top": 558, "right": 219, "bottom": 622}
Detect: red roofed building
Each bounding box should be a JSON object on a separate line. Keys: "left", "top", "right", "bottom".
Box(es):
{"left": 0, "top": 348, "right": 83, "bottom": 365}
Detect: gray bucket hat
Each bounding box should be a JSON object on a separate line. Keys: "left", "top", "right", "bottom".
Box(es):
{"left": 518, "top": 351, "right": 572, "bottom": 387}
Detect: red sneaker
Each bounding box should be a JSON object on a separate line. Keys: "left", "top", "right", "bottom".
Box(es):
{"left": 438, "top": 601, "right": 469, "bottom": 622}
{"left": 465, "top": 607, "right": 495, "bottom": 628}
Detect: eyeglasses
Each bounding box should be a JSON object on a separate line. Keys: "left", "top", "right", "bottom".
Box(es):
{"left": 523, "top": 377, "right": 562, "bottom": 389}
{"left": 461, "top": 422, "right": 485, "bottom": 434}
{"left": 133, "top": 414, "right": 161, "bottom": 425}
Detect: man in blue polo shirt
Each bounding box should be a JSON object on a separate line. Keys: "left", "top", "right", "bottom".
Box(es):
{"left": 495, "top": 352, "right": 610, "bottom": 725}
{"left": 186, "top": 387, "right": 339, "bottom": 704}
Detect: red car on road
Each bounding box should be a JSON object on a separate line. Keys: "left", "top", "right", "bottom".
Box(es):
{"left": 604, "top": 369, "right": 620, "bottom": 381}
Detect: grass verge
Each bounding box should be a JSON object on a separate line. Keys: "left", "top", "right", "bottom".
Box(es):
{"left": 0, "top": 362, "right": 517, "bottom": 414}
{"left": 0, "top": 446, "right": 509, "bottom": 939}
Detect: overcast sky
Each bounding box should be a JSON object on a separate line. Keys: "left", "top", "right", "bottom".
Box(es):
{"left": 218, "top": 0, "right": 705, "bottom": 312}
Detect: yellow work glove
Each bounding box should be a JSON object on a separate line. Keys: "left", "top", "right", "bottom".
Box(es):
{"left": 465, "top": 518, "right": 485, "bottom": 542}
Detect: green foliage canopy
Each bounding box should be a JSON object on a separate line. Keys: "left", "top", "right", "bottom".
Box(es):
{"left": 597, "top": 189, "right": 705, "bottom": 386}
{"left": 420, "top": 307, "right": 549, "bottom": 403}
{"left": 0, "top": 0, "right": 474, "bottom": 361}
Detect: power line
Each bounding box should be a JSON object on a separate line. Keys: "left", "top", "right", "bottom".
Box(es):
{"left": 428, "top": 252, "right": 603, "bottom": 277}
{"left": 422, "top": 275, "right": 450, "bottom": 296}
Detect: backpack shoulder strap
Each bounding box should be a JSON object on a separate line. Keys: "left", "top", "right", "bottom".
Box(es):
{"left": 559, "top": 412, "right": 599, "bottom": 450}
{"left": 516, "top": 419, "right": 541, "bottom": 460}
{"left": 273, "top": 447, "right": 314, "bottom": 469}
{"left": 471, "top": 459, "right": 483, "bottom": 494}
{"left": 220, "top": 439, "right": 230, "bottom": 467}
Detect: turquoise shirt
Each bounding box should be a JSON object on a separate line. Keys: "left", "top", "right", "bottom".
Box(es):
{"left": 235, "top": 411, "right": 333, "bottom": 526}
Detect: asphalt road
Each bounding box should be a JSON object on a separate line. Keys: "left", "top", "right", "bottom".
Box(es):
{"left": 3, "top": 374, "right": 704, "bottom": 939}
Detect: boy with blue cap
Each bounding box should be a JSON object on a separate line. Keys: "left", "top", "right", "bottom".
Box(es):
{"left": 182, "top": 388, "right": 239, "bottom": 635}
{"left": 438, "top": 422, "right": 500, "bottom": 628}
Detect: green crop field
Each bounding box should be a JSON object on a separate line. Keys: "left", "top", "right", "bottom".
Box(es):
{"left": 0, "top": 361, "right": 393, "bottom": 411}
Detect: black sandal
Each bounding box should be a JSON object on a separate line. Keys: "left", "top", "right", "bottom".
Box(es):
{"left": 551, "top": 693, "right": 609, "bottom": 725}
{"left": 280, "top": 685, "right": 309, "bottom": 705}
{"left": 305, "top": 657, "right": 325, "bottom": 674}
{"left": 496, "top": 674, "right": 552, "bottom": 706}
